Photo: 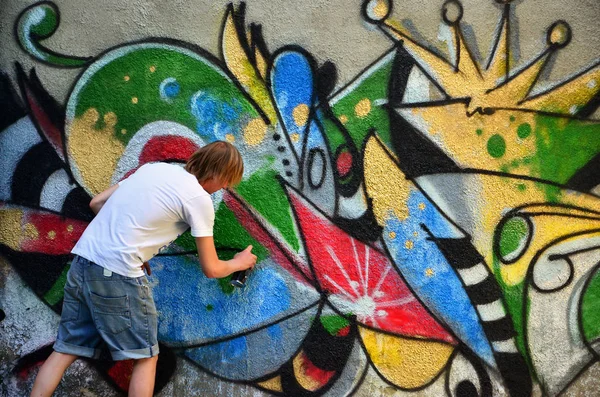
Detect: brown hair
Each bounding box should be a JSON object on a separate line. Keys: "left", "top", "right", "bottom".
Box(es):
{"left": 185, "top": 141, "right": 244, "bottom": 186}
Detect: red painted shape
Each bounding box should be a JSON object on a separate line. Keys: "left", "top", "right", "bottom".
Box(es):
{"left": 223, "top": 191, "right": 314, "bottom": 283}
{"left": 0, "top": 203, "right": 88, "bottom": 255}
{"left": 337, "top": 326, "right": 350, "bottom": 337}
{"left": 139, "top": 136, "right": 199, "bottom": 165}
{"left": 119, "top": 136, "right": 199, "bottom": 182}
{"left": 297, "top": 350, "right": 335, "bottom": 388}
{"left": 24, "top": 85, "right": 65, "bottom": 161}
{"left": 107, "top": 360, "right": 134, "bottom": 391}
{"left": 17, "top": 360, "right": 45, "bottom": 380}
{"left": 286, "top": 187, "right": 455, "bottom": 344}
{"left": 336, "top": 150, "right": 353, "bottom": 177}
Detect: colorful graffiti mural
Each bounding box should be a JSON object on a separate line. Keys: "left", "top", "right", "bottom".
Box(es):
{"left": 1, "top": 0, "right": 599, "bottom": 395}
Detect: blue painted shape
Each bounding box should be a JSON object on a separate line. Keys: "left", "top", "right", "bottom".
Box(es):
{"left": 190, "top": 91, "right": 245, "bottom": 142}
{"left": 382, "top": 189, "right": 496, "bottom": 368}
{"left": 150, "top": 255, "right": 318, "bottom": 345}
{"left": 159, "top": 77, "right": 180, "bottom": 101}
{"left": 270, "top": 51, "right": 314, "bottom": 159}
{"left": 185, "top": 305, "right": 318, "bottom": 380}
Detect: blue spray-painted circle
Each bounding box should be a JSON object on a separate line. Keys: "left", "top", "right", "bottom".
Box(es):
{"left": 159, "top": 78, "right": 181, "bottom": 101}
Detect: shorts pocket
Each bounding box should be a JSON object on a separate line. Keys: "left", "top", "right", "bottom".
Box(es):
{"left": 90, "top": 292, "right": 131, "bottom": 334}
{"left": 61, "top": 286, "right": 80, "bottom": 323}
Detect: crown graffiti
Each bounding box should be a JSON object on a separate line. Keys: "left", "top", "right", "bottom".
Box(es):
{"left": 362, "top": 0, "right": 600, "bottom": 118}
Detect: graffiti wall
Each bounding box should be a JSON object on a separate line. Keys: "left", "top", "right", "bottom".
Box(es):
{"left": 1, "top": 0, "right": 599, "bottom": 395}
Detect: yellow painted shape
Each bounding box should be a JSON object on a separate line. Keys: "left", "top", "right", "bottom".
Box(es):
{"left": 222, "top": 8, "right": 277, "bottom": 124}
{"left": 381, "top": 4, "right": 600, "bottom": 119}
{"left": 487, "top": 17, "right": 511, "bottom": 82}
{"left": 292, "top": 351, "right": 324, "bottom": 391}
{"left": 400, "top": 107, "right": 536, "bottom": 172}
{"left": 499, "top": 208, "right": 600, "bottom": 286}
{"left": 549, "top": 23, "right": 570, "bottom": 45}
{"left": 254, "top": 45, "right": 268, "bottom": 80}
{"left": 481, "top": 53, "right": 549, "bottom": 111}
{"left": 256, "top": 375, "right": 283, "bottom": 393}
{"left": 293, "top": 103, "right": 309, "bottom": 127}
{"left": 359, "top": 326, "right": 454, "bottom": 389}
{"left": 355, "top": 98, "right": 372, "bottom": 118}
{"left": 454, "top": 27, "right": 483, "bottom": 82}
{"left": 24, "top": 222, "right": 39, "bottom": 239}
{"left": 0, "top": 208, "right": 24, "bottom": 250}
{"left": 67, "top": 108, "right": 125, "bottom": 195}
{"left": 47, "top": 230, "right": 56, "bottom": 240}
{"left": 523, "top": 66, "right": 600, "bottom": 114}
{"left": 243, "top": 118, "right": 267, "bottom": 146}
{"left": 363, "top": 135, "right": 411, "bottom": 224}
{"left": 383, "top": 8, "right": 594, "bottom": 118}
{"left": 371, "top": 0, "right": 389, "bottom": 20}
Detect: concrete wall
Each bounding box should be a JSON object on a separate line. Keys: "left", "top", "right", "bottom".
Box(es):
{"left": 1, "top": 0, "right": 599, "bottom": 395}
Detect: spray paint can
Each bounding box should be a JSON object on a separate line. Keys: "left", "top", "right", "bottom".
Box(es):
{"left": 230, "top": 269, "right": 250, "bottom": 288}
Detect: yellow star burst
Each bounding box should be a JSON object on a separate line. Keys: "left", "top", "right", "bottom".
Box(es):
{"left": 362, "top": 0, "right": 600, "bottom": 117}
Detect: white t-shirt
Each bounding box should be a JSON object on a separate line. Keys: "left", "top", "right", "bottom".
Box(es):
{"left": 72, "top": 163, "right": 214, "bottom": 277}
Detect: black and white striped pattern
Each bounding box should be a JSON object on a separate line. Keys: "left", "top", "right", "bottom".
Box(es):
{"left": 433, "top": 237, "right": 532, "bottom": 397}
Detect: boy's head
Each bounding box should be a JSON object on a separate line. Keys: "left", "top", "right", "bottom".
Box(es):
{"left": 185, "top": 141, "right": 243, "bottom": 191}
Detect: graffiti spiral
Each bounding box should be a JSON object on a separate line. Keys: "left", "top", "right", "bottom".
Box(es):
{"left": 1, "top": 0, "right": 599, "bottom": 396}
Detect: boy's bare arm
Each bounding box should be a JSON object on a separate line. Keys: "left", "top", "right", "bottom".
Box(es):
{"left": 194, "top": 236, "right": 256, "bottom": 278}
{"left": 89, "top": 184, "right": 119, "bottom": 214}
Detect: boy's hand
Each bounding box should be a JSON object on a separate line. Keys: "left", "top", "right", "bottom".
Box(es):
{"left": 141, "top": 261, "right": 151, "bottom": 275}
{"left": 234, "top": 245, "right": 257, "bottom": 270}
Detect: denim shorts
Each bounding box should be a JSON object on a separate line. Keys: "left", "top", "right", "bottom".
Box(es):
{"left": 54, "top": 255, "right": 159, "bottom": 361}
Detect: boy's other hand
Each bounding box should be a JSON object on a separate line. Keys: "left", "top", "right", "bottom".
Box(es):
{"left": 234, "top": 245, "right": 257, "bottom": 270}
{"left": 141, "top": 261, "right": 151, "bottom": 275}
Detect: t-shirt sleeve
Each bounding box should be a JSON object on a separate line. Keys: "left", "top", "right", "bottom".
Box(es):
{"left": 181, "top": 195, "right": 215, "bottom": 237}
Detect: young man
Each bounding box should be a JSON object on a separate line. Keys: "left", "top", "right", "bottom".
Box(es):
{"left": 30, "top": 141, "right": 256, "bottom": 397}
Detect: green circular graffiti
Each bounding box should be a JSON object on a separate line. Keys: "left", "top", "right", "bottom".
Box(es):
{"left": 498, "top": 216, "right": 530, "bottom": 262}
{"left": 476, "top": 129, "right": 483, "bottom": 136}
{"left": 487, "top": 134, "right": 506, "bottom": 158}
{"left": 517, "top": 123, "right": 532, "bottom": 139}
{"left": 581, "top": 269, "right": 600, "bottom": 342}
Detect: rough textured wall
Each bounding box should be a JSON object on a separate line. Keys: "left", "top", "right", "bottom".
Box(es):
{"left": 1, "top": 0, "right": 599, "bottom": 396}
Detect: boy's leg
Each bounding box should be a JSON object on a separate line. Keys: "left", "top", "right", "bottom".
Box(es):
{"left": 129, "top": 355, "right": 159, "bottom": 397}
{"left": 83, "top": 261, "right": 160, "bottom": 395}
{"left": 30, "top": 352, "right": 78, "bottom": 397}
